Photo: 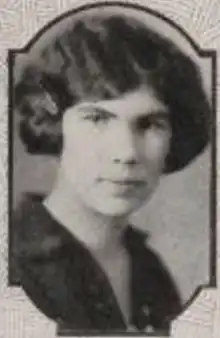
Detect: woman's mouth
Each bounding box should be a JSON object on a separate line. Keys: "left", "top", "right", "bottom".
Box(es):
{"left": 102, "top": 178, "right": 146, "bottom": 196}
{"left": 108, "top": 179, "right": 144, "bottom": 186}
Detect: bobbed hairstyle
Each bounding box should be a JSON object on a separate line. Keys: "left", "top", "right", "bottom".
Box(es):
{"left": 14, "top": 13, "right": 211, "bottom": 173}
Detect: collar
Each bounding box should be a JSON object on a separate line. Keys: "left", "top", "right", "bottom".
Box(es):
{"left": 13, "top": 196, "right": 181, "bottom": 333}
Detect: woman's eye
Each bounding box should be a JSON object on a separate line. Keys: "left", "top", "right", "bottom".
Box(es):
{"left": 137, "top": 117, "right": 151, "bottom": 131}
{"left": 83, "top": 112, "right": 110, "bottom": 124}
{"left": 137, "top": 115, "right": 170, "bottom": 132}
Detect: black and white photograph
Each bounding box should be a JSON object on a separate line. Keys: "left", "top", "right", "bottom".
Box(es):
{"left": 8, "top": 1, "right": 216, "bottom": 336}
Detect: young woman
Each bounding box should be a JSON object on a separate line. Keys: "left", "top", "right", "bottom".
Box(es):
{"left": 11, "top": 12, "right": 210, "bottom": 334}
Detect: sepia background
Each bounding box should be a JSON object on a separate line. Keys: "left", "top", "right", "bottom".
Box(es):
{"left": 0, "top": 0, "right": 219, "bottom": 338}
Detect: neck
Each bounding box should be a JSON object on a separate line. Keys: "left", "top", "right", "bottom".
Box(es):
{"left": 43, "top": 171, "right": 128, "bottom": 257}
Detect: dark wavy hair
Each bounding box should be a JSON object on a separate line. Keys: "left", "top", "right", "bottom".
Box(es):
{"left": 14, "top": 13, "right": 211, "bottom": 173}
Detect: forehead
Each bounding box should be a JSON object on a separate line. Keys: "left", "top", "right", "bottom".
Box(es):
{"left": 78, "top": 85, "right": 169, "bottom": 118}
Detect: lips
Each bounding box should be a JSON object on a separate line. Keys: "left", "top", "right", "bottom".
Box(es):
{"left": 98, "top": 177, "right": 146, "bottom": 198}
{"left": 101, "top": 177, "right": 146, "bottom": 191}
{"left": 108, "top": 179, "right": 144, "bottom": 186}
{"left": 106, "top": 178, "right": 145, "bottom": 198}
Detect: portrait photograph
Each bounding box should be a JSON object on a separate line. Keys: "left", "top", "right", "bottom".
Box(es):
{"left": 4, "top": 0, "right": 217, "bottom": 337}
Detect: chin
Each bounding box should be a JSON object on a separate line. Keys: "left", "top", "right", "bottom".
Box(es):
{"left": 90, "top": 196, "right": 145, "bottom": 218}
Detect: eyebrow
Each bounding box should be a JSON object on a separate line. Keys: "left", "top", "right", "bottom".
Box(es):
{"left": 77, "top": 104, "right": 169, "bottom": 119}
{"left": 77, "top": 105, "right": 117, "bottom": 117}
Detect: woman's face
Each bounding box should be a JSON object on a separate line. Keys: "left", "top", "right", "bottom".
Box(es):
{"left": 60, "top": 85, "right": 171, "bottom": 217}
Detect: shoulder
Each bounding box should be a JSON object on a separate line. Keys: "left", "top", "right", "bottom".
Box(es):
{"left": 10, "top": 195, "right": 69, "bottom": 284}
{"left": 10, "top": 195, "right": 80, "bottom": 322}
{"left": 13, "top": 196, "right": 64, "bottom": 256}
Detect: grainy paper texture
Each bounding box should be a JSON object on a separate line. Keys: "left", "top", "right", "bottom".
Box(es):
{"left": 0, "top": 0, "right": 219, "bottom": 337}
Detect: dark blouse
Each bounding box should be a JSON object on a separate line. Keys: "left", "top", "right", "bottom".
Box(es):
{"left": 10, "top": 197, "right": 182, "bottom": 335}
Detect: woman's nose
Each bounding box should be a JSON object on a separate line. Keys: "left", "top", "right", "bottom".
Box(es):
{"left": 111, "top": 124, "right": 139, "bottom": 165}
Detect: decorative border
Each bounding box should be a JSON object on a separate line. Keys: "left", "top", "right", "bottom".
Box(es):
{"left": 1, "top": 0, "right": 219, "bottom": 337}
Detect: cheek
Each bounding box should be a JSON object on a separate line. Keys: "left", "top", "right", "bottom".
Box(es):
{"left": 143, "top": 131, "right": 171, "bottom": 170}
{"left": 62, "top": 125, "right": 104, "bottom": 179}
